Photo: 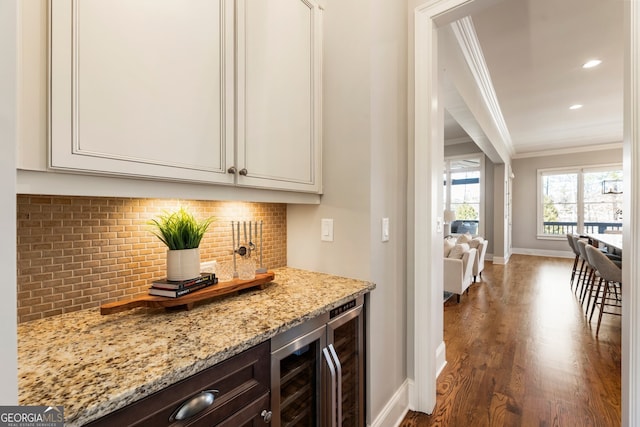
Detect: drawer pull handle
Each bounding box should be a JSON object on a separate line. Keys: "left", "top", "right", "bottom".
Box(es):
{"left": 261, "top": 409, "right": 272, "bottom": 423}
{"left": 169, "top": 389, "right": 219, "bottom": 421}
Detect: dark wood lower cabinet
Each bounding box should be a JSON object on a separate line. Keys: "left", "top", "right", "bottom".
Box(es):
{"left": 86, "top": 341, "right": 270, "bottom": 427}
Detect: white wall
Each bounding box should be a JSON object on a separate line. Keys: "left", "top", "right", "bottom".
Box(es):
{"left": 0, "top": 0, "right": 19, "bottom": 403}
{"left": 17, "top": 0, "right": 47, "bottom": 171}
{"left": 511, "top": 147, "right": 623, "bottom": 253}
{"left": 287, "top": 0, "right": 409, "bottom": 424}
{"left": 369, "top": 0, "right": 409, "bottom": 423}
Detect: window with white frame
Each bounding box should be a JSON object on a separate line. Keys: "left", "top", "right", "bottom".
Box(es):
{"left": 444, "top": 155, "right": 484, "bottom": 235}
{"left": 537, "top": 165, "right": 623, "bottom": 238}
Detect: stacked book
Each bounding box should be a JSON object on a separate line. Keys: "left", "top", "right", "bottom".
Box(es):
{"left": 148, "top": 273, "right": 218, "bottom": 298}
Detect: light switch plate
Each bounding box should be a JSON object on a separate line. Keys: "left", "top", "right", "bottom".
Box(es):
{"left": 321, "top": 218, "right": 334, "bottom": 242}
{"left": 382, "top": 217, "right": 390, "bottom": 242}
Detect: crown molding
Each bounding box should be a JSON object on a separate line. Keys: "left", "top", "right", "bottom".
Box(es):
{"left": 444, "top": 136, "right": 473, "bottom": 145}
{"left": 512, "top": 142, "right": 623, "bottom": 159}
{"left": 450, "top": 17, "right": 515, "bottom": 158}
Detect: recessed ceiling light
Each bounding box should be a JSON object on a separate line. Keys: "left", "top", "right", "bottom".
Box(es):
{"left": 583, "top": 59, "right": 602, "bottom": 69}
{"left": 569, "top": 104, "right": 583, "bottom": 110}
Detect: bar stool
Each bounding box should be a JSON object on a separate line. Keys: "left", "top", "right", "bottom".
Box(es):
{"left": 570, "top": 235, "right": 588, "bottom": 295}
{"left": 576, "top": 239, "right": 597, "bottom": 306}
{"left": 566, "top": 233, "right": 581, "bottom": 290}
{"left": 585, "top": 245, "right": 622, "bottom": 337}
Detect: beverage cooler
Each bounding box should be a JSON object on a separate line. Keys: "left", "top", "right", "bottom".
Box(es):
{"left": 270, "top": 296, "right": 365, "bottom": 427}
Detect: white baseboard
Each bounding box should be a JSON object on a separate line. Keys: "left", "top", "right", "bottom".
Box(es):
{"left": 369, "top": 379, "right": 410, "bottom": 427}
{"left": 408, "top": 379, "right": 416, "bottom": 411}
{"left": 492, "top": 254, "right": 509, "bottom": 264}
{"left": 435, "top": 340, "right": 447, "bottom": 378}
{"left": 511, "top": 247, "right": 574, "bottom": 259}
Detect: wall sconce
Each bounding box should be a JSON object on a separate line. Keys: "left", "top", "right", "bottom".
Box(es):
{"left": 602, "top": 180, "right": 623, "bottom": 195}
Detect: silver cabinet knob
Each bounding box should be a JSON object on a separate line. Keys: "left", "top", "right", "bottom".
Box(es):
{"left": 227, "top": 166, "right": 237, "bottom": 174}
{"left": 261, "top": 409, "right": 272, "bottom": 423}
{"left": 239, "top": 168, "right": 248, "bottom": 176}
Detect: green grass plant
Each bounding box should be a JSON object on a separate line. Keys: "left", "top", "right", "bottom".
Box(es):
{"left": 149, "top": 207, "right": 215, "bottom": 250}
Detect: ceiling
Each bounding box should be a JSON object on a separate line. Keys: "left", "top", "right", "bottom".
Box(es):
{"left": 444, "top": 0, "right": 624, "bottom": 157}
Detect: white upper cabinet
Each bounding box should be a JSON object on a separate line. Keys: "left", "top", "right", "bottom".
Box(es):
{"left": 48, "top": 0, "right": 322, "bottom": 193}
{"left": 50, "top": 0, "right": 235, "bottom": 184}
{"left": 235, "top": 0, "right": 323, "bottom": 193}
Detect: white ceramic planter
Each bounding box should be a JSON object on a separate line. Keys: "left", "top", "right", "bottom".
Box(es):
{"left": 166, "top": 248, "right": 201, "bottom": 281}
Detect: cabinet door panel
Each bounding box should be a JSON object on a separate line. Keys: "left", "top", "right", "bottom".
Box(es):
{"left": 237, "top": 0, "right": 322, "bottom": 192}
{"left": 50, "top": 0, "right": 234, "bottom": 183}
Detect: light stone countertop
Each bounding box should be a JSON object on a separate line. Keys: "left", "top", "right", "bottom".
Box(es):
{"left": 18, "top": 267, "right": 375, "bottom": 426}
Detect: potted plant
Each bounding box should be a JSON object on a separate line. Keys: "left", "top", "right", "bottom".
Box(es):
{"left": 149, "top": 207, "right": 215, "bottom": 281}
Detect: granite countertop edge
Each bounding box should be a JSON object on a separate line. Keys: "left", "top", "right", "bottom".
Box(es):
{"left": 18, "top": 267, "right": 376, "bottom": 426}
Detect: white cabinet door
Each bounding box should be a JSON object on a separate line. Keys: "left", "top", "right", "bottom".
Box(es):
{"left": 50, "top": 0, "right": 235, "bottom": 184}
{"left": 236, "top": 0, "right": 322, "bottom": 193}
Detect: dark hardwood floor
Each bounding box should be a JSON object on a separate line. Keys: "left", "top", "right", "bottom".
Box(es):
{"left": 401, "top": 254, "right": 621, "bottom": 426}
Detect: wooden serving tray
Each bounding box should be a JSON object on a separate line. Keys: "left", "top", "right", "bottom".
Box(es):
{"left": 100, "top": 271, "right": 275, "bottom": 315}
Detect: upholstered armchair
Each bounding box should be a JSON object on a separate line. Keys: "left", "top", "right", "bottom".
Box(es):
{"left": 450, "top": 234, "right": 488, "bottom": 283}
{"left": 444, "top": 239, "right": 477, "bottom": 303}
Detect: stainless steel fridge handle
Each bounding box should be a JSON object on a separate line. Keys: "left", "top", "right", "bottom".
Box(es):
{"left": 328, "top": 344, "right": 342, "bottom": 427}
{"left": 323, "top": 347, "right": 337, "bottom": 427}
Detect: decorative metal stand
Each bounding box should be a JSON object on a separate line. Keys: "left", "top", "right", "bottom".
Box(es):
{"left": 231, "top": 220, "right": 267, "bottom": 275}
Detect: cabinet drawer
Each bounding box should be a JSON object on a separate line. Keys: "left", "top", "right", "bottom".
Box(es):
{"left": 216, "top": 392, "right": 270, "bottom": 427}
{"left": 86, "top": 341, "right": 270, "bottom": 427}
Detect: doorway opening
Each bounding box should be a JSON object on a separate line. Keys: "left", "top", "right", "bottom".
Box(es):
{"left": 410, "top": 2, "right": 638, "bottom": 425}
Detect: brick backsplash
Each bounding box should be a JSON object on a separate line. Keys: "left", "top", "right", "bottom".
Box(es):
{"left": 16, "top": 195, "right": 287, "bottom": 323}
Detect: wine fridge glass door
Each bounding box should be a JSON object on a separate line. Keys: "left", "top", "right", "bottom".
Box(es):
{"left": 271, "top": 325, "right": 326, "bottom": 427}
{"left": 326, "top": 304, "right": 364, "bottom": 427}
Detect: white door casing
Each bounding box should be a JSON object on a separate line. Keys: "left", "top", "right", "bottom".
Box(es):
{"left": 623, "top": 2, "right": 640, "bottom": 425}
{"left": 411, "top": 0, "right": 473, "bottom": 413}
